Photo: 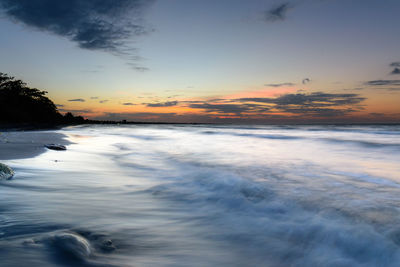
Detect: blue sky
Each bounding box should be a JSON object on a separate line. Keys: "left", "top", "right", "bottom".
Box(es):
{"left": 0, "top": 0, "right": 399, "bottom": 122}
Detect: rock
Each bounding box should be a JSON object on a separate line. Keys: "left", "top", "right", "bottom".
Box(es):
{"left": 0, "top": 163, "right": 14, "bottom": 180}
{"left": 48, "top": 233, "right": 91, "bottom": 260}
{"left": 100, "top": 239, "right": 116, "bottom": 252}
{"left": 45, "top": 144, "right": 67, "bottom": 151}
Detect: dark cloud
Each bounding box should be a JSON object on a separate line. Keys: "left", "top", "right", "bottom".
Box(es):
{"left": 365, "top": 80, "right": 400, "bottom": 86}
{"left": 391, "top": 68, "right": 400, "bottom": 75}
{"left": 68, "top": 98, "right": 85, "bottom": 102}
{"left": 302, "top": 78, "right": 311, "bottom": 84}
{"left": 265, "top": 82, "right": 295, "bottom": 87}
{"left": 187, "top": 92, "right": 365, "bottom": 118}
{"left": 390, "top": 62, "right": 400, "bottom": 67}
{"left": 0, "top": 0, "right": 154, "bottom": 61}
{"left": 189, "top": 103, "right": 270, "bottom": 116}
{"left": 239, "top": 92, "right": 365, "bottom": 106}
{"left": 99, "top": 100, "right": 108, "bottom": 104}
{"left": 146, "top": 101, "right": 178, "bottom": 107}
{"left": 234, "top": 92, "right": 365, "bottom": 117}
{"left": 90, "top": 97, "right": 99, "bottom": 99}
{"left": 55, "top": 104, "right": 64, "bottom": 107}
{"left": 122, "top": 102, "right": 135, "bottom": 105}
{"left": 265, "top": 3, "right": 292, "bottom": 22}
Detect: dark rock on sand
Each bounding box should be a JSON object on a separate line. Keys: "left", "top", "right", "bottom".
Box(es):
{"left": 45, "top": 144, "right": 67, "bottom": 151}
{"left": 0, "top": 163, "right": 14, "bottom": 180}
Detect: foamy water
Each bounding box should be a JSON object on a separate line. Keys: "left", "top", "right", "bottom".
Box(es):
{"left": 1, "top": 125, "right": 400, "bottom": 266}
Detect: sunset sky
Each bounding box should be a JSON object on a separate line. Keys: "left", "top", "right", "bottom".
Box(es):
{"left": 0, "top": 0, "right": 399, "bottom": 123}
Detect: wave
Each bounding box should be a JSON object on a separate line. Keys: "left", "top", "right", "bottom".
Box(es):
{"left": 201, "top": 130, "right": 301, "bottom": 140}
{"left": 1, "top": 124, "right": 400, "bottom": 266}
{"left": 142, "top": 161, "right": 400, "bottom": 266}
{"left": 323, "top": 138, "right": 400, "bottom": 148}
{"left": 198, "top": 128, "right": 400, "bottom": 148}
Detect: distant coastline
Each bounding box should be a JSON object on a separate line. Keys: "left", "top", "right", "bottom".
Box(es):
{"left": 1, "top": 121, "right": 400, "bottom": 132}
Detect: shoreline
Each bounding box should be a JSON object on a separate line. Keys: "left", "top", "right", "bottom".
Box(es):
{"left": 0, "top": 130, "right": 70, "bottom": 160}
{"left": 2, "top": 122, "right": 399, "bottom": 131}
{"left": 1, "top": 123, "right": 399, "bottom": 161}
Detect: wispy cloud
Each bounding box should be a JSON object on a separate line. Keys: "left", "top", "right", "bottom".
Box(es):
{"left": 167, "top": 95, "right": 181, "bottom": 99}
{"left": 146, "top": 101, "right": 178, "bottom": 107}
{"left": 265, "top": 82, "right": 295, "bottom": 87}
{"left": 126, "top": 63, "right": 150, "bottom": 72}
{"left": 264, "top": 3, "right": 293, "bottom": 22}
{"left": 68, "top": 98, "right": 85, "bottom": 102}
{"left": 365, "top": 80, "right": 400, "bottom": 86}
{"left": 122, "top": 102, "right": 135, "bottom": 106}
{"left": 99, "top": 100, "right": 109, "bottom": 104}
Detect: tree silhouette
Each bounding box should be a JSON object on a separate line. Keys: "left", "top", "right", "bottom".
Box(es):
{"left": 0, "top": 72, "right": 84, "bottom": 124}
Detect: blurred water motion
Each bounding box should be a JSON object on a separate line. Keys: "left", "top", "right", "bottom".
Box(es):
{"left": 1, "top": 124, "right": 400, "bottom": 266}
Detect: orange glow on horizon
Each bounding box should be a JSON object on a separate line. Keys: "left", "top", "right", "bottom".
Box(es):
{"left": 56, "top": 86, "right": 400, "bottom": 123}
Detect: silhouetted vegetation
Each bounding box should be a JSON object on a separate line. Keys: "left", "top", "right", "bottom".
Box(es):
{"left": 62, "top": 112, "right": 86, "bottom": 124}
{"left": 0, "top": 72, "right": 85, "bottom": 125}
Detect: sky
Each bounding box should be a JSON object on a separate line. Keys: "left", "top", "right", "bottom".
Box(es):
{"left": 0, "top": 0, "right": 399, "bottom": 123}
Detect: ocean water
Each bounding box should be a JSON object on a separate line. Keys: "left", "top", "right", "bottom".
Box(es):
{"left": 1, "top": 124, "right": 400, "bottom": 266}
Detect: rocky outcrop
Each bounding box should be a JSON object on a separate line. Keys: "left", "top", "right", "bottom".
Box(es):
{"left": 0, "top": 163, "right": 14, "bottom": 180}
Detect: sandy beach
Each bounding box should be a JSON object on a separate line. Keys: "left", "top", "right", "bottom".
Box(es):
{"left": 0, "top": 130, "right": 70, "bottom": 160}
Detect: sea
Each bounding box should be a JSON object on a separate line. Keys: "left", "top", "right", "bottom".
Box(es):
{"left": 1, "top": 124, "right": 400, "bottom": 266}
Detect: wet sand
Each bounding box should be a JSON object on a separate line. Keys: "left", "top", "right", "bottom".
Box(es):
{"left": 0, "top": 130, "right": 70, "bottom": 160}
